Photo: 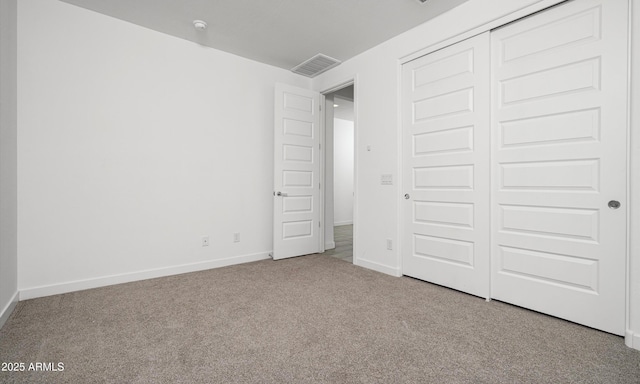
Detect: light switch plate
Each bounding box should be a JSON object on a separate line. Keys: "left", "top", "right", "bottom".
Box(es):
{"left": 381, "top": 174, "right": 393, "bottom": 185}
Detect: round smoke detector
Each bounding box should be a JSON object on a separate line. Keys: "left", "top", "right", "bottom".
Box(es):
{"left": 193, "top": 20, "right": 207, "bottom": 31}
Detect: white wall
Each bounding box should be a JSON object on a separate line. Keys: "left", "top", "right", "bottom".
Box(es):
{"left": 17, "top": 0, "right": 310, "bottom": 298}
{"left": 333, "top": 118, "right": 353, "bottom": 226}
{"left": 0, "top": 0, "right": 18, "bottom": 327}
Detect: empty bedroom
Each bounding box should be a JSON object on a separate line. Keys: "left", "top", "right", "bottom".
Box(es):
{"left": 1, "top": 0, "right": 640, "bottom": 382}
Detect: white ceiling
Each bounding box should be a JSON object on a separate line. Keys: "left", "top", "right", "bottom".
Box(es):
{"left": 59, "top": 0, "right": 469, "bottom": 71}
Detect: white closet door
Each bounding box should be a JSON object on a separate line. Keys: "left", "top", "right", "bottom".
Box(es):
{"left": 491, "top": 0, "right": 628, "bottom": 335}
{"left": 402, "top": 33, "right": 491, "bottom": 298}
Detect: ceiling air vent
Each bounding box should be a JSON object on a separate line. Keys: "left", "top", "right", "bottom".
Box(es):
{"left": 291, "top": 54, "right": 341, "bottom": 78}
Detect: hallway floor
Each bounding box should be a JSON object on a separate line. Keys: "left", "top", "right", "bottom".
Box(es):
{"left": 324, "top": 224, "right": 352, "bottom": 263}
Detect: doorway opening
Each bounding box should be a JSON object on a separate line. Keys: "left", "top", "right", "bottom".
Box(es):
{"left": 322, "top": 84, "right": 355, "bottom": 263}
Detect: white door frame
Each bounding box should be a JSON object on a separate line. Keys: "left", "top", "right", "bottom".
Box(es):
{"left": 320, "top": 78, "right": 358, "bottom": 263}
{"left": 396, "top": 0, "right": 640, "bottom": 349}
{"left": 626, "top": 0, "right": 640, "bottom": 350}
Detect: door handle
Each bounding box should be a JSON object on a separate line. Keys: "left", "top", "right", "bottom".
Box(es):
{"left": 276, "top": 191, "right": 288, "bottom": 197}
{"left": 608, "top": 200, "right": 621, "bottom": 209}
{"left": 404, "top": 193, "right": 410, "bottom": 200}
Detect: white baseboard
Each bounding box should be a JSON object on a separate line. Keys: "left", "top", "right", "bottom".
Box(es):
{"left": 625, "top": 330, "right": 640, "bottom": 351}
{"left": 334, "top": 221, "right": 353, "bottom": 226}
{"left": 354, "top": 257, "right": 401, "bottom": 277}
{"left": 325, "top": 241, "right": 336, "bottom": 250}
{"left": 0, "top": 291, "right": 19, "bottom": 329}
{"left": 19, "top": 252, "right": 271, "bottom": 300}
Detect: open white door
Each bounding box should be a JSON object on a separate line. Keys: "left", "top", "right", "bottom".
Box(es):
{"left": 273, "top": 83, "right": 321, "bottom": 260}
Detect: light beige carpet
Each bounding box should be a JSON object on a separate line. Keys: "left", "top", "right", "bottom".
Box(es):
{"left": 1, "top": 254, "right": 639, "bottom": 383}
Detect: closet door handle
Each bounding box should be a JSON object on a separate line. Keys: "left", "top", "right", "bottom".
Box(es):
{"left": 404, "top": 194, "right": 410, "bottom": 200}
{"left": 608, "top": 200, "right": 620, "bottom": 209}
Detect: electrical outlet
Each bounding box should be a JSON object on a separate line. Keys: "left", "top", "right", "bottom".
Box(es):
{"left": 233, "top": 232, "right": 240, "bottom": 243}
{"left": 202, "top": 236, "right": 210, "bottom": 247}
{"left": 386, "top": 239, "right": 393, "bottom": 250}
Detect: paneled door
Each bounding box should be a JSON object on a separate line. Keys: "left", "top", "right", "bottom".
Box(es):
{"left": 402, "top": 33, "right": 491, "bottom": 298}
{"left": 273, "top": 83, "right": 321, "bottom": 260}
{"left": 491, "top": 0, "right": 628, "bottom": 335}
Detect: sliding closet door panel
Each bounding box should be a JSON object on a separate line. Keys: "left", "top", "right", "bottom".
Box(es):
{"left": 491, "top": 0, "right": 628, "bottom": 335}
{"left": 402, "top": 32, "right": 491, "bottom": 298}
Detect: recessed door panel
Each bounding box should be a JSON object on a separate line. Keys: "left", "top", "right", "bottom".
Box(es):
{"left": 500, "top": 108, "right": 600, "bottom": 148}
{"left": 282, "top": 220, "right": 313, "bottom": 239}
{"left": 414, "top": 165, "right": 474, "bottom": 190}
{"left": 414, "top": 88, "right": 474, "bottom": 122}
{"left": 500, "top": 58, "right": 600, "bottom": 105}
{"left": 500, "top": 205, "right": 599, "bottom": 242}
{"left": 413, "top": 49, "right": 474, "bottom": 89}
{"left": 283, "top": 170, "right": 313, "bottom": 188}
{"left": 500, "top": 6, "right": 601, "bottom": 63}
{"left": 283, "top": 196, "right": 313, "bottom": 214}
{"left": 498, "top": 246, "right": 599, "bottom": 292}
{"left": 413, "top": 126, "right": 473, "bottom": 156}
{"left": 414, "top": 201, "right": 474, "bottom": 228}
{"left": 283, "top": 144, "right": 313, "bottom": 162}
{"left": 283, "top": 92, "right": 314, "bottom": 113}
{"left": 500, "top": 159, "right": 600, "bottom": 191}
{"left": 283, "top": 118, "right": 313, "bottom": 137}
{"left": 414, "top": 235, "right": 474, "bottom": 267}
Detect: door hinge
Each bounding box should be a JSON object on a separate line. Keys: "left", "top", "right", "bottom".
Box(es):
{"left": 319, "top": 221, "right": 321, "bottom": 228}
{"left": 319, "top": 183, "right": 321, "bottom": 190}
{"left": 319, "top": 143, "right": 321, "bottom": 150}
